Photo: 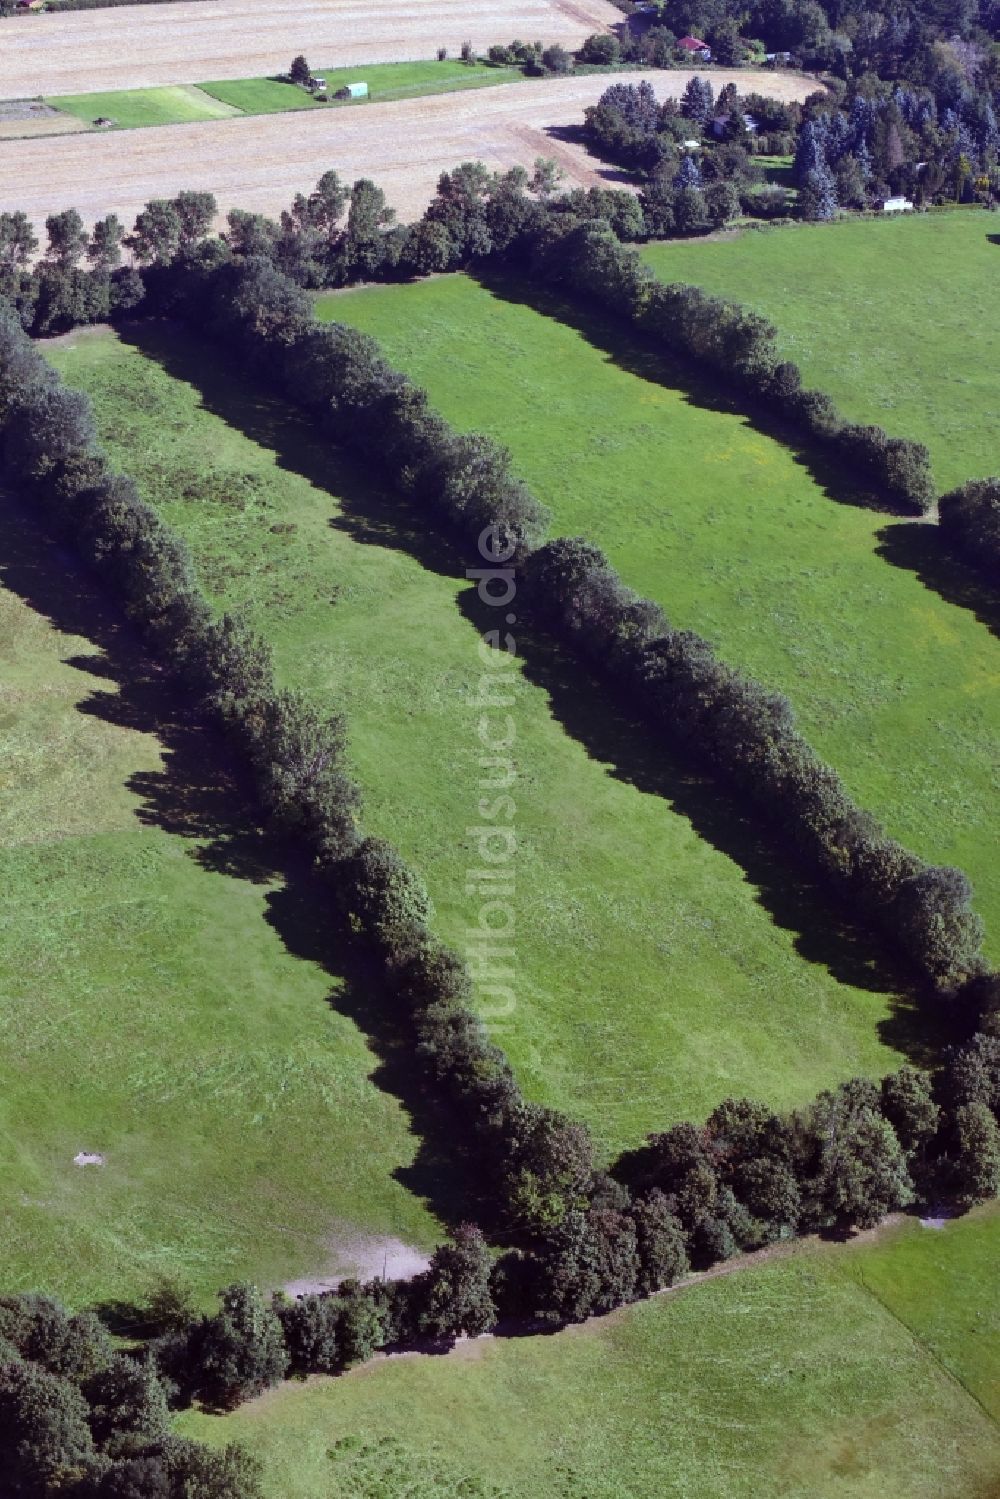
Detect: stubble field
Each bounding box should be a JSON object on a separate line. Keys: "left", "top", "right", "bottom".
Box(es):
{"left": 0, "top": 0, "right": 619, "bottom": 99}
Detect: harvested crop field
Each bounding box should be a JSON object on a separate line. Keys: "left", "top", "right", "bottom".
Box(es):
{"left": 0, "top": 0, "right": 620, "bottom": 101}
{"left": 1, "top": 69, "right": 817, "bottom": 234}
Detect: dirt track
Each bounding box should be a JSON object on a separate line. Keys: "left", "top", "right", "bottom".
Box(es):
{"left": 0, "top": 0, "right": 620, "bottom": 100}
{"left": 1, "top": 70, "right": 818, "bottom": 236}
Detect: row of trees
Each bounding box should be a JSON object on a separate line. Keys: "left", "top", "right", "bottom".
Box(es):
{"left": 0, "top": 297, "right": 589, "bottom": 1248}
{"left": 0, "top": 207, "right": 144, "bottom": 336}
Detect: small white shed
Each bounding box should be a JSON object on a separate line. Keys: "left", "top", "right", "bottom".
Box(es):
{"left": 340, "top": 81, "right": 368, "bottom": 99}
{"left": 883, "top": 196, "right": 914, "bottom": 212}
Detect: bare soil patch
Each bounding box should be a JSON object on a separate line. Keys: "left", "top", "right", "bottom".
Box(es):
{"left": 0, "top": 70, "right": 817, "bottom": 235}
{"left": 0, "top": 114, "right": 91, "bottom": 139}
{"left": 0, "top": 97, "right": 90, "bottom": 138}
{"left": 284, "top": 1233, "right": 432, "bottom": 1298}
{"left": 0, "top": 0, "right": 620, "bottom": 101}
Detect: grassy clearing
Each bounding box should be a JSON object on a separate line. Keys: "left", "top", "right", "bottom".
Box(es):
{"left": 201, "top": 60, "right": 522, "bottom": 114}
{"left": 321, "top": 271, "right": 1000, "bottom": 968}
{"left": 178, "top": 1206, "right": 1000, "bottom": 1499}
{"left": 49, "top": 325, "right": 912, "bottom": 1157}
{"left": 47, "top": 84, "right": 240, "bottom": 128}
{"left": 0, "top": 488, "right": 440, "bottom": 1309}
{"left": 642, "top": 212, "right": 1000, "bottom": 492}
{"left": 751, "top": 151, "right": 796, "bottom": 188}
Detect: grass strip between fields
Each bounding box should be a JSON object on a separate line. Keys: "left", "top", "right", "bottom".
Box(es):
{"left": 42, "top": 60, "right": 525, "bottom": 133}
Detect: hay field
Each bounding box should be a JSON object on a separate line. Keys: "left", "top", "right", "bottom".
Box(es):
{"left": 1, "top": 69, "right": 816, "bottom": 234}
{"left": 0, "top": 0, "right": 619, "bottom": 100}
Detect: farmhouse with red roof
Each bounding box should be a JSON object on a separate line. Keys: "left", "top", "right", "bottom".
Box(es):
{"left": 676, "top": 35, "right": 713, "bottom": 59}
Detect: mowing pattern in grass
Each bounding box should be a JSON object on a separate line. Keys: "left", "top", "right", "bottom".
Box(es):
{"left": 643, "top": 213, "right": 1000, "bottom": 493}
{"left": 320, "top": 272, "right": 1000, "bottom": 968}
{"left": 201, "top": 60, "right": 522, "bottom": 115}
{"left": 47, "top": 83, "right": 241, "bottom": 128}
{"left": 43, "top": 61, "right": 525, "bottom": 134}
{"left": 178, "top": 1207, "right": 1000, "bottom": 1499}
{"left": 0, "top": 489, "right": 439, "bottom": 1308}
{"left": 50, "top": 326, "right": 912, "bottom": 1157}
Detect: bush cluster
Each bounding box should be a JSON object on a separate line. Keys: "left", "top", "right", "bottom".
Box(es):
{"left": 0, "top": 1293, "right": 260, "bottom": 1498}
{"left": 938, "top": 477, "right": 1000, "bottom": 585}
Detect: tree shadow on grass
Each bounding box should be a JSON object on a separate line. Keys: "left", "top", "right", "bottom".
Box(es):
{"left": 0, "top": 485, "right": 482, "bottom": 1234}
{"left": 472, "top": 264, "right": 1000, "bottom": 636}
{"left": 473, "top": 261, "right": 898, "bottom": 515}
{"left": 116, "top": 320, "right": 470, "bottom": 585}
{"left": 459, "top": 601, "right": 953, "bottom": 1070}
{"left": 113, "top": 322, "right": 946, "bottom": 1070}
{"left": 875, "top": 519, "right": 1000, "bottom": 642}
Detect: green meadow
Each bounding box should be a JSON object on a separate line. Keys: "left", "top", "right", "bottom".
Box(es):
{"left": 179, "top": 1206, "right": 1000, "bottom": 1499}
{"left": 643, "top": 212, "right": 1000, "bottom": 491}
{"left": 0, "top": 489, "right": 440, "bottom": 1308}
{"left": 321, "top": 265, "right": 1000, "bottom": 967}
{"left": 49, "top": 325, "right": 913, "bottom": 1158}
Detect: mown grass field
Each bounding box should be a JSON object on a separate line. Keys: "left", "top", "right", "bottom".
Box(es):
{"left": 48, "top": 84, "right": 241, "bottom": 128}
{"left": 49, "top": 325, "right": 913, "bottom": 1158}
{"left": 643, "top": 212, "right": 1000, "bottom": 492}
{"left": 46, "top": 62, "right": 524, "bottom": 133}
{"left": 0, "top": 489, "right": 440, "bottom": 1308}
{"left": 179, "top": 1206, "right": 1000, "bottom": 1499}
{"left": 321, "top": 265, "right": 1000, "bottom": 968}
{"left": 201, "top": 60, "right": 523, "bottom": 115}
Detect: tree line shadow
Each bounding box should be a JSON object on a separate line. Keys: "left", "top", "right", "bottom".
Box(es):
{"left": 115, "top": 320, "right": 951, "bottom": 1071}
{"left": 472, "top": 263, "right": 1000, "bottom": 642}
{"left": 0, "top": 484, "right": 488, "bottom": 1235}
